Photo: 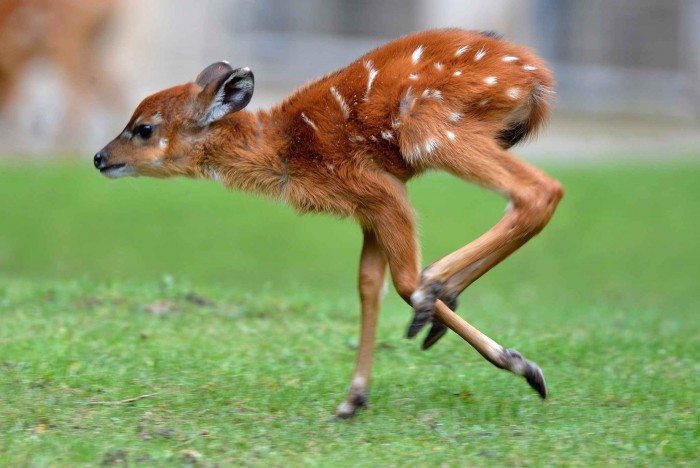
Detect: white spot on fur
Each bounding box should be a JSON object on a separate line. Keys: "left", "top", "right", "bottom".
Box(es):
{"left": 455, "top": 45, "right": 471, "bottom": 57}
{"left": 120, "top": 129, "right": 132, "bottom": 139}
{"left": 408, "top": 73, "right": 419, "bottom": 80}
{"left": 449, "top": 112, "right": 462, "bottom": 122}
{"left": 502, "top": 56, "right": 519, "bottom": 62}
{"left": 300, "top": 112, "right": 317, "bottom": 131}
{"left": 399, "top": 87, "right": 415, "bottom": 116}
{"left": 507, "top": 87, "right": 521, "bottom": 99}
{"left": 422, "top": 88, "right": 443, "bottom": 100}
{"left": 381, "top": 130, "right": 394, "bottom": 141}
{"left": 412, "top": 45, "right": 424, "bottom": 64}
{"left": 349, "top": 135, "right": 366, "bottom": 143}
{"left": 392, "top": 117, "right": 401, "bottom": 129}
{"left": 505, "top": 200, "right": 514, "bottom": 212}
{"left": 484, "top": 76, "right": 498, "bottom": 85}
{"left": 453, "top": 70, "right": 462, "bottom": 76}
{"left": 381, "top": 277, "right": 389, "bottom": 299}
{"left": 446, "top": 130, "right": 456, "bottom": 141}
{"left": 326, "top": 163, "right": 335, "bottom": 173}
{"left": 523, "top": 64, "right": 537, "bottom": 71}
{"left": 159, "top": 137, "right": 168, "bottom": 149}
{"left": 474, "top": 48, "right": 487, "bottom": 61}
{"left": 206, "top": 166, "right": 223, "bottom": 182}
{"left": 369, "top": 135, "right": 378, "bottom": 142}
{"left": 478, "top": 99, "right": 490, "bottom": 106}
{"left": 363, "top": 60, "right": 379, "bottom": 101}
{"left": 330, "top": 86, "right": 350, "bottom": 119}
{"left": 434, "top": 62, "right": 444, "bottom": 71}
{"left": 411, "top": 290, "right": 426, "bottom": 307}
{"left": 424, "top": 138, "right": 438, "bottom": 155}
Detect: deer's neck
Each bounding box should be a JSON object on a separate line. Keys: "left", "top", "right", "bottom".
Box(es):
{"left": 194, "top": 110, "right": 289, "bottom": 199}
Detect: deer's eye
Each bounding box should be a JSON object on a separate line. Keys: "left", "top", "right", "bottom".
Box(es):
{"left": 136, "top": 124, "right": 153, "bottom": 140}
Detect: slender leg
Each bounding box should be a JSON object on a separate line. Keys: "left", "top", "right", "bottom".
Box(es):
{"left": 359, "top": 173, "right": 548, "bottom": 398}
{"left": 336, "top": 229, "right": 387, "bottom": 418}
{"left": 422, "top": 236, "right": 529, "bottom": 350}
{"left": 410, "top": 142, "right": 564, "bottom": 337}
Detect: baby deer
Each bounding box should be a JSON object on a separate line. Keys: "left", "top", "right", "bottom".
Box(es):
{"left": 95, "top": 29, "right": 563, "bottom": 418}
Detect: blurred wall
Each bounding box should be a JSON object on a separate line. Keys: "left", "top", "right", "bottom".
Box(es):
{"left": 0, "top": 0, "right": 698, "bottom": 155}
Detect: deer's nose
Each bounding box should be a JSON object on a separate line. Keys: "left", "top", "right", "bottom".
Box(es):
{"left": 94, "top": 151, "right": 106, "bottom": 169}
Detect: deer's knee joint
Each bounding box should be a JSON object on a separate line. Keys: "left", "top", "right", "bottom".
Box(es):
{"left": 359, "top": 270, "right": 385, "bottom": 297}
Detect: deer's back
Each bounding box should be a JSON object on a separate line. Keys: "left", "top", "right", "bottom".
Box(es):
{"left": 271, "top": 28, "right": 554, "bottom": 199}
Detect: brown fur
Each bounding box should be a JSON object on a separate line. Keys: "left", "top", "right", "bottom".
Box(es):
{"left": 96, "top": 29, "right": 563, "bottom": 417}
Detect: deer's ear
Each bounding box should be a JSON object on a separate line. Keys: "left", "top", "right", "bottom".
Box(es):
{"left": 195, "top": 61, "right": 233, "bottom": 88}
{"left": 197, "top": 66, "right": 254, "bottom": 126}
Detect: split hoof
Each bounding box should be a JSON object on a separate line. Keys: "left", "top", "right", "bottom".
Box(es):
{"left": 421, "top": 321, "right": 448, "bottom": 350}
{"left": 504, "top": 348, "right": 548, "bottom": 399}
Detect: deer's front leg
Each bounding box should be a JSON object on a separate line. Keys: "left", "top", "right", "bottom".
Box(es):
{"left": 336, "top": 229, "right": 387, "bottom": 418}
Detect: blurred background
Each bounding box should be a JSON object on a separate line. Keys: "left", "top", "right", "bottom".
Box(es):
{"left": 1, "top": 0, "right": 699, "bottom": 157}
{"left": 0, "top": 0, "right": 698, "bottom": 296}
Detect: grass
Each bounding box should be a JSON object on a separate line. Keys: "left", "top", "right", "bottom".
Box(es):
{"left": 1, "top": 160, "right": 699, "bottom": 465}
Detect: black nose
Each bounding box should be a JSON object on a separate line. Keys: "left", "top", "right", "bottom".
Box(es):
{"left": 94, "top": 151, "right": 105, "bottom": 169}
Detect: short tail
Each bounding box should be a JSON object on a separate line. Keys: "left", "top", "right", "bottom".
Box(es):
{"left": 497, "top": 83, "right": 554, "bottom": 149}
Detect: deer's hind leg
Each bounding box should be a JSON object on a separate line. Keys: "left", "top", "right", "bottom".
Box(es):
{"left": 409, "top": 136, "right": 564, "bottom": 339}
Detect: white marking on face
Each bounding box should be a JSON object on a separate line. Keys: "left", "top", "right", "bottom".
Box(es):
{"left": 363, "top": 60, "right": 379, "bottom": 101}
{"left": 453, "top": 70, "right": 462, "bottom": 76}
{"left": 300, "top": 112, "right": 317, "bottom": 131}
{"left": 408, "top": 73, "right": 419, "bottom": 81}
{"left": 507, "top": 87, "right": 521, "bottom": 99}
{"left": 120, "top": 129, "right": 132, "bottom": 139}
{"left": 349, "top": 135, "right": 366, "bottom": 143}
{"left": 474, "top": 48, "right": 487, "bottom": 61}
{"left": 159, "top": 137, "right": 168, "bottom": 149}
{"left": 455, "top": 45, "right": 471, "bottom": 56}
{"left": 449, "top": 112, "right": 462, "bottom": 122}
{"left": 330, "top": 86, "right": 350, "bottom": 119}
{"left": 446, "top": 130, "right": 456, "bottom": 141}
{"left": 151, "top": 111, "right": 163, "bottom": 124}
{"left": 502, "top": 56, "right": 518, "bottom": 62}
{"left": 434, "top": 62, "right": 444, "bottom": 71}
{"left": 412, "top": 45, "right": 424, "bottom": 64}
{"left": 484, "top": 76, "right": 498, "bottom": 85}
{"left": 101, "top": 165, "right": 138, "bottom": 179}
{"left": 381, "top": 130, "right": 394, "bottom": 141}
{"left": 523, "top": 64, "right": 537, "bottom": 71}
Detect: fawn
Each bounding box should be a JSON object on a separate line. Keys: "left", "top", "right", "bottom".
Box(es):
{"left": 95, "top": 29, "right": 563, "bottom": 418}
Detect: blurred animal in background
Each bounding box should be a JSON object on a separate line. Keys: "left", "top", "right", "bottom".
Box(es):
{"left": 0, "top": 0, "right": 122, "bottom": 151}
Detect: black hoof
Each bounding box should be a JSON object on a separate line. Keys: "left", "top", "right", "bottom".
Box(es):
{"left": 524, "top": 362, "right": 548, "bottom": 399}
{"left": 406, "top": 308, "right": 433, "bottom": 338}
{"left": 421, "top": 321, "right": 448, "bottom": 350}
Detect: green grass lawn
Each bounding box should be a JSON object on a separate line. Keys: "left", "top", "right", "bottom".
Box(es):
{"left": 1, "top": 160, "right": 699, "bottom": 465}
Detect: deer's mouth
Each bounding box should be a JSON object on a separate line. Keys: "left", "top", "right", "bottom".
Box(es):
{"left": 100, "top": 163, "right": 136, "bottom": 179}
